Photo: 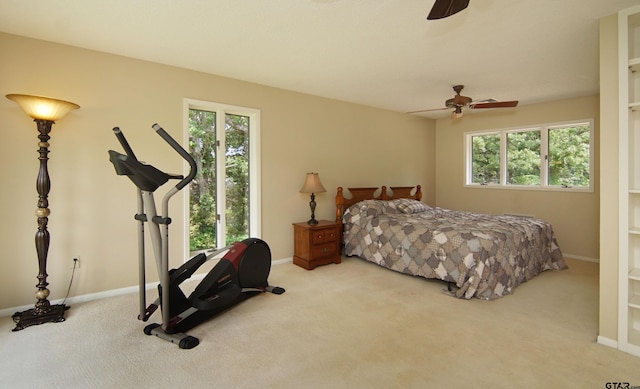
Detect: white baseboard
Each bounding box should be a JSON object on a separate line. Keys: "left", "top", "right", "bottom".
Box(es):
{"left": 627, "top": 343, "right": 640, "bottom": 357}
{"left": 597, "top": 335, "right": 618, "bottom": 349}
{"left": 0, "top": 257, "right": 294, "bottom": 318}
{"left": 563, "top": 253, "right": 599, "bottom": 263}
{"left": 0, "top": 284, "right": 141, "bottom": 318}
{"left": 273, "top": 257, "right": 293, "bottom": 265}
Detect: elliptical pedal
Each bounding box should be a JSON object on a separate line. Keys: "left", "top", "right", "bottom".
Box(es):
{"left": 144, "top": 323, "right": 200, "bottom": 350}
{"left": 269, "top": 286, "right": 286, "bottom": 295}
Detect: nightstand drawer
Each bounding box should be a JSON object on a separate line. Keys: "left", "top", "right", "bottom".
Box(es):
{"left": 311, "top": 242, "right": 338, "bottom": 259}
{"left": 312, "top": 228, "right": 337, "bottom": 244}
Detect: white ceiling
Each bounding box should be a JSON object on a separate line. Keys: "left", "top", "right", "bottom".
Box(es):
{"left": 1, "top": 0, "right": 638, "bottom": 118}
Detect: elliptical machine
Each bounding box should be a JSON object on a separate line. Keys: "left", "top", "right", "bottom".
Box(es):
{"left": 108, "top": 123, "right": 284, "bottom": 349}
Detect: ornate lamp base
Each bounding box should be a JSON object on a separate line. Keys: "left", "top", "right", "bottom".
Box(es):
{"left": 12, "top": 304, "right": 68, "bottom": 332}
{"left": 307, "top": 192, "right": 318, "bottom": 225}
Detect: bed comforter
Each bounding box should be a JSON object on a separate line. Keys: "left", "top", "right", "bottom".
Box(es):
{"left": 342, "top": 199, "right": 567, "bottom": 299}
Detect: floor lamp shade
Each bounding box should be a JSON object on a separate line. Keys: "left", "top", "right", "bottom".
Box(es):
{"left": 6, "top": 94, "right": 80, "bottom": 121}
{"left": 299, "top": 173, "right": 326, "bottom": 225}
{"left": 6, "top": 93, "right": 79, "bottom": 331}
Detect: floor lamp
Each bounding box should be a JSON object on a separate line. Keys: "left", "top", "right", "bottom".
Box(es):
{"left": 6, "top": 94, "right": 80, "bottom": 331}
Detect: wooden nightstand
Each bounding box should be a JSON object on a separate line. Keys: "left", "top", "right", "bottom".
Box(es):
{"left": 292, "top": 220, "right": 342, "bottom": 270}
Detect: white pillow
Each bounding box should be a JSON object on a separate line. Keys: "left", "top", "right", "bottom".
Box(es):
{"left": 394, "top": 198, "right": 428, "bottom": 214}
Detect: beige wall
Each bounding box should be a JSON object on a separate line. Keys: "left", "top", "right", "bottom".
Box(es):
{"left": 598, "top": 14, "right": 620, "bottom": 345}
{"left": 0, "top": 33, "right": 435, "bottom": 309}
{"left": 0, "top": 30, "right": 609, "bottom": 319}
{"left": 434, "top": 95, "right": 600, "bottom": 261}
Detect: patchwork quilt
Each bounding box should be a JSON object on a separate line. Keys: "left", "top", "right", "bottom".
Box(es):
{"left": 342, "top": 199, "right": 567, "bottom": 299}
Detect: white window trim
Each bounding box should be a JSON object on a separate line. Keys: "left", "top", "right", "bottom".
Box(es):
{"left": 183, "top": 98, "right": 261, "bottom": 256}
{"left": 464, "top": 119, "right": 594, "bottom": 193}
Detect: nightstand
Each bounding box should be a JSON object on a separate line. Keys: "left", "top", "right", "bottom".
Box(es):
{"left": 292, "top": 220, "right": 342, "bottom": 270}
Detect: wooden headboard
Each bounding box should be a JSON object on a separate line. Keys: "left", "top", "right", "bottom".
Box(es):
{"left": 335, "top": 185, "right": 422, "bottom": 223}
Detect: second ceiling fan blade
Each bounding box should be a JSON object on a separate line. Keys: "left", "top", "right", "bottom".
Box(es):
{"left": 471, "top": 100, "right": 519, "bottom": 109}
{"left": 406, "top": 107, "right": 449, "bottom": 114}
{"left": 427, "top": 0, "right": 470, "bottom": 20}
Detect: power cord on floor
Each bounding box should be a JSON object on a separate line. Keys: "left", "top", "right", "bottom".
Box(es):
{"left": 61, "top": 258, "right": 78, "bottom": 306}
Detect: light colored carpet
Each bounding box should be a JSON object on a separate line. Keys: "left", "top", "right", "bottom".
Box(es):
{"left": 1, "top": 257, "right": 639, "bottom": 388}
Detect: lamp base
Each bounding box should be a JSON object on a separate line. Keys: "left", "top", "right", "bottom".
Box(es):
{"left": 307, "top": 218, "right": 319, "bottom": 225}
{"left": 11, "top": 303, "right": 68, "bottom": 332}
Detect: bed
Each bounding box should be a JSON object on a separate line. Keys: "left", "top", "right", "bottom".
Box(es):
{"left": 335, "top": 186, "right": 567, "bottom": 300}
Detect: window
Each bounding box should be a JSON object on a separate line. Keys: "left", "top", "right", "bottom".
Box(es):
{"left": 507, "top": 130, "right": 540, "bottom": 185}
{"left": 471, "top": 133, "right": 500, "bottom": 184}
{"left": 466, "top": 120, "right": 593, "bottom": 191}
{"left": 184, "top": 99, "right": 261, "bottom": 253}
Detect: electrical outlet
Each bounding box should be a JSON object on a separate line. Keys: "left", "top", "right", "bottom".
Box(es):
{"left": 72, "top": 256, "right": 80, "bottom": 269}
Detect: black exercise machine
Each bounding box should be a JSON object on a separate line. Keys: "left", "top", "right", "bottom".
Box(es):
{"left": 108, "top": 123, "right": 284, "bottom": 349}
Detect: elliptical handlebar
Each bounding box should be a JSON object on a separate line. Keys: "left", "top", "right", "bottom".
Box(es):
{"left": 152, "top": 123, "right": 197, "bottom": 190}
{"left": 112, "top": 127, "right": 138, "bottom": 160}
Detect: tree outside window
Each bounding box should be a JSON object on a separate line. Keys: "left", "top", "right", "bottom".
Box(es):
{"left": 466, "top": 120, "right": 592, "bottom": 191}
{"left": 189, "top": 108, "right": 252, "bottom": 252}
{"left": 471, "top": 134, "right": 500, "bottom": 184}
{"left": 548, "top": 124, "right": 590, "bottom": 188}
{"left": 507, "top": 130, "right": 540, "bottom": 185}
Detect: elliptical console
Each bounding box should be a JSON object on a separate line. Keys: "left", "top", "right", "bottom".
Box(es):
{"left": 109, "top": 124, "right": 284, "bottom": 349}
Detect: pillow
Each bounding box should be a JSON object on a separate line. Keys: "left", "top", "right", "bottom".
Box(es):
{"left": 380, "top": 200, "right": 400, "bottom": 214}
{"left": 394, "top": 198, "right": 428, "bottom": 214}
{"left": 355, "top": 200, "right": 385, "bottom": 218}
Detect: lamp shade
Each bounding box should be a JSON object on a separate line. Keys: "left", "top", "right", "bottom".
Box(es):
{"left": 6, "top": 94, "right": 80, "bottom": 121}
{"left": 299, "top": 172, "right": 326, "bottom": 194}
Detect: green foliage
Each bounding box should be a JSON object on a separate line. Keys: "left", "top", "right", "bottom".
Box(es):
{"left": 471, "top": 124, "right": 590, "bottom": 188}
{"left": 223, "top": 114, "right": 250, "bottom": 246}
{"left": 188, "top": 110, "right": 250, "bottom": 251}
{"left": 189, "top": 110, "right": 217, "bottom": 251}
{"left": 189, "top": 193, "right": 216, "bottom": 250}
{"left": 549, "top": 125, "right": 590, "bottom": 187}
{"left": 507, "top": 131, "right": 540, "bottom": 185}
{"left": 472, "top": 134, "right": 500, "bottom": 184}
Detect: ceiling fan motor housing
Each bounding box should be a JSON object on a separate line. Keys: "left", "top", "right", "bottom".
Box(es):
{"left": 446, "top": 85, "right": 472, "bottom": 108}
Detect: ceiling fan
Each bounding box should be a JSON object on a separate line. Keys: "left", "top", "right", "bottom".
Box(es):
{"left": 427, "top": 0, "right": 470, "bottom": 20}
{"left": 407, "top": 85, "right": 519, "bottom": 119}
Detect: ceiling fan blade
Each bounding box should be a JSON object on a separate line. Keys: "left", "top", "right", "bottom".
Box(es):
{"left": 427, "top": 0, "right": 470, "bottom": 20}
{"left": 406, "top": 107, "right": 449, "bottom": 114}
{"left": 471, "top": 100, "right": 519, "bottom": 109}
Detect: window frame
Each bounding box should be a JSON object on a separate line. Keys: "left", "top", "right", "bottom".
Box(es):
{"left": 464, "top": 119, "right": 594, "bottom": 192}
{"left": 183, "top": 98, "right": 261, "bottom": 256}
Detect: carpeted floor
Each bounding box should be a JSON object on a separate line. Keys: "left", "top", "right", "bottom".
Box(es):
{"left": 1, "top": 257, "right": 639, "bottom": 388}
